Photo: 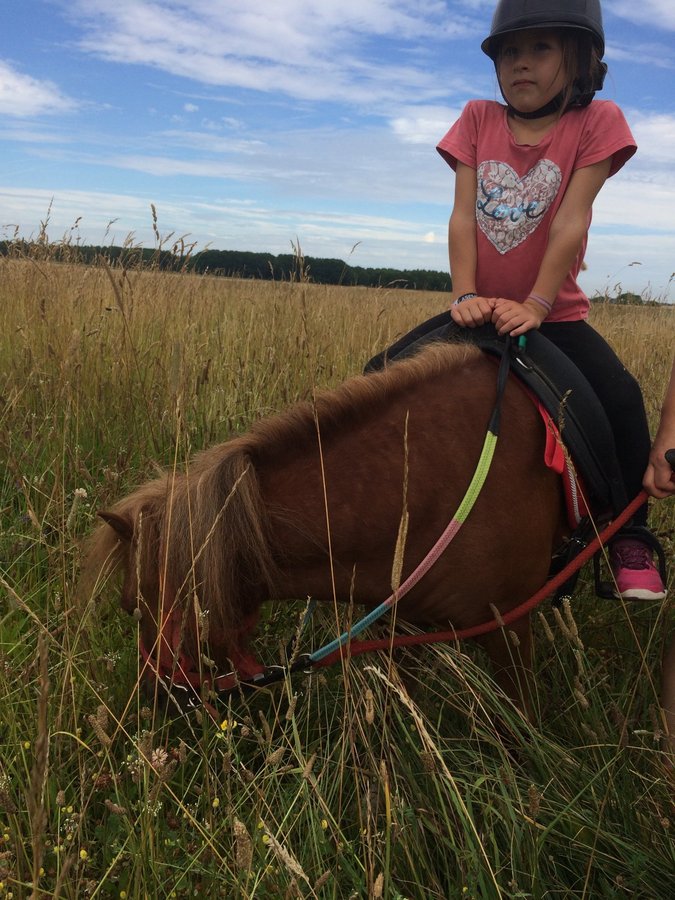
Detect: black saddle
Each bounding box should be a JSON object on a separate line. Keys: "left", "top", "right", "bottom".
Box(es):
{"left": 365, "top": 312, "right": 627, "bottom": 518}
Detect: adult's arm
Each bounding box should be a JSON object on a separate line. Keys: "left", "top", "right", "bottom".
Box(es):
{"left": 643, "top": 358, "right": 675, "bottom": 498}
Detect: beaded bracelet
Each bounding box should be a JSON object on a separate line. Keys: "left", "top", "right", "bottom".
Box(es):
{"left": 527, "top": 292, "right": 553, "bottom": 313}
{"left": 453, "top": 292, "right": 477, "bottom": 306}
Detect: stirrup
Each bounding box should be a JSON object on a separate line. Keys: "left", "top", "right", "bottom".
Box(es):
{"left": 549, "top": 518, "right": 596, "bottom": 607}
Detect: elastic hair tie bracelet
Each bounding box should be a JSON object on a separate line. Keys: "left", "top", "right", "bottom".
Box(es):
{"left": 527, "top": 292, "right": 553, "bottom": 312}
{"left": 453, "top": 292, "right": 477, "bottom": 306}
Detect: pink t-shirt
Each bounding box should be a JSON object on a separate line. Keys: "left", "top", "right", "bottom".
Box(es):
{"left": 436, "top": 100, "right": 636, "bottom": 321}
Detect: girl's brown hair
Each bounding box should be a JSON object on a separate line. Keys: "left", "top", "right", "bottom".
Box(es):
{"left": 558, "top": 29, "right": 607, "bottom": 109}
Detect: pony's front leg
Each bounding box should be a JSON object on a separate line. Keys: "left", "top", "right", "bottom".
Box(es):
{"left": 475, "top": 615, "right": 534, "bottom": 720}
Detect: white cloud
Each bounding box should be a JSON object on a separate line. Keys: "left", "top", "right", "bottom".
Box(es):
{"left": 0, "top": 185, "right": 442, "bottom": 262}
{"left": 0, "top": 60, "right": 77, "bottom": 117}
{"left": 606, "top": 40, "right": 675, "bottom": 68}
{"left": 608, "top": 0, "right": 675, "bottom": 30}
{"left": 0, "top": 125, "right": 75, "bottom": 145}
{"left": 63, "top": 0, "right": 476, "bottom": 106}
{"left": 627, "top": 111, "right": 675, "bottom": 166}
{"left": 0, "top": 187, "right": 153, "bottom": 241}
{"left": 581, "top": 232, "right": 675, "bottom": 299}
{"left": 102, "top": 153, "right": 253, "bottom": 179}
{"left": 595, "top": 175, "right": 675, "bottom": 234}
{"left": 390, "top": 105, "right": 464, "bottom": 144}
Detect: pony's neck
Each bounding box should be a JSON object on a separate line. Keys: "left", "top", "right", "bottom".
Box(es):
{"left": 256, "top": 355, "right": 489, "bottom": 610}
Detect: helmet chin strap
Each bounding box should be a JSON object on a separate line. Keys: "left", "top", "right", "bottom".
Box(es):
{"left": 506, "top": 90, "right": 565, "bottom": 119}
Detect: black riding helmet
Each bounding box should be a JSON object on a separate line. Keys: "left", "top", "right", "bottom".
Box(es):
{"left": 482, "top": 0, "right": 607, "bottom": 117}
{"left": 481, "top": 0, "right": 605, "bottom": 60}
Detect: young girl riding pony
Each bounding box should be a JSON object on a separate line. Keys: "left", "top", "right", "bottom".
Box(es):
{"left": 436, "top": 0, "right": 666, "bottom": 600}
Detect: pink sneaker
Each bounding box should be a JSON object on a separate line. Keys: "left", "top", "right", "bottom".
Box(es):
{"left": 609, "top": 539, "right": 667, "bottom": 601}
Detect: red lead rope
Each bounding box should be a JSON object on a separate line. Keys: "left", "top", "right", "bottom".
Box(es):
{"left": 311, "top": 490, "right": 650, "bottom": 670}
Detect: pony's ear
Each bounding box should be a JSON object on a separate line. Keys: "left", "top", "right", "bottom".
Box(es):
{"left": 98, "top": 510, "right": 134, "bottom": 542}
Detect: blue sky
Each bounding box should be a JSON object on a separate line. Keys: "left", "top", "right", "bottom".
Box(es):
{"left": 1, "top": 0, "right": 674, "bottom": 299}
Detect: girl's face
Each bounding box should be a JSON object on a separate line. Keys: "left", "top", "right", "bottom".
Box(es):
{"left": 497, "top": 29, "right": 567, "bottom": 114}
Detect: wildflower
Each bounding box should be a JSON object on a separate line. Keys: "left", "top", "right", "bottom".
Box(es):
{"left": 151, "top": 747, "right": 169, "bottom": 773}
{"left": 23, "top": 741, "right": 31, "bottom": 750}
{"left": 261, "top": 834, "right": 270, "bottom": 844}
{"left": 220, "top": 718, "right": 238, "bottom": 732}
{"left": 212, "top": 797, "right": 220, "bottom": 809}
{"left": 66, "top": 488, "right": 88, "bottom": 530}
{"left": 320, "top": 819, "right": 328, "bottom": 831}
{"left": 103, "top": 651, "right": 120, "bottom": 672}
{"left": 79, "top": 849, "right": 88, "bottom": 860}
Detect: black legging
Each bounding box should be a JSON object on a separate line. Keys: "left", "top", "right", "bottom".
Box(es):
{"left": 538, "top": 320, "right": 650, "bottom": 526}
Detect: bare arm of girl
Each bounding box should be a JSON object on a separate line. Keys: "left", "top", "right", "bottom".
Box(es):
{"left": 492, "top": 158, "right": 613, "bottom": 337}
{"left": 449, "top": 162, "right": 497, "bottom": 327}
{"left": 654, "top": 359, "right": 675, "bottom": 755}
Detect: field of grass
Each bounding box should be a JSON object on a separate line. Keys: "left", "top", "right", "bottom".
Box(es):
{"left": 0, "top": 252, "right": 673, "bottom": 899}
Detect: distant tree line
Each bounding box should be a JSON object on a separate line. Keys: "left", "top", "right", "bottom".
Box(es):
{"left": 0, "top": 240, "right": 452, "bottom": 292}
{"left": 189, "top": 248, "right": 453, "bottom": 291}
{"left": 1, "top": 240, "right": 665, "bottom": 303}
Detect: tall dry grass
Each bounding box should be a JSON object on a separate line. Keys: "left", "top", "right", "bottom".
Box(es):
{"left": 0, "top": 251, "right": 673, "bottom": 899}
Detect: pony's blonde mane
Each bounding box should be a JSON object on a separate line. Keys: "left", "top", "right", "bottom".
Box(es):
{"left": 82, "top": 340, "right": 481, "bottom": 643}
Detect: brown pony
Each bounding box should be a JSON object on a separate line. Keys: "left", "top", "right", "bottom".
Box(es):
{"left": 81, "top": 341, "right": 566, "bottom": 710}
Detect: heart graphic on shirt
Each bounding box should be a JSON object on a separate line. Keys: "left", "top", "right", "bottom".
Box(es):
{"left": 476, "top": 159, "right": 562, "bottom": 254}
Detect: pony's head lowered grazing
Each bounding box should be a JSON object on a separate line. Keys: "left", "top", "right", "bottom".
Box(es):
{"left": 83, "top": 434, "right": 283, "bottom": 678}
